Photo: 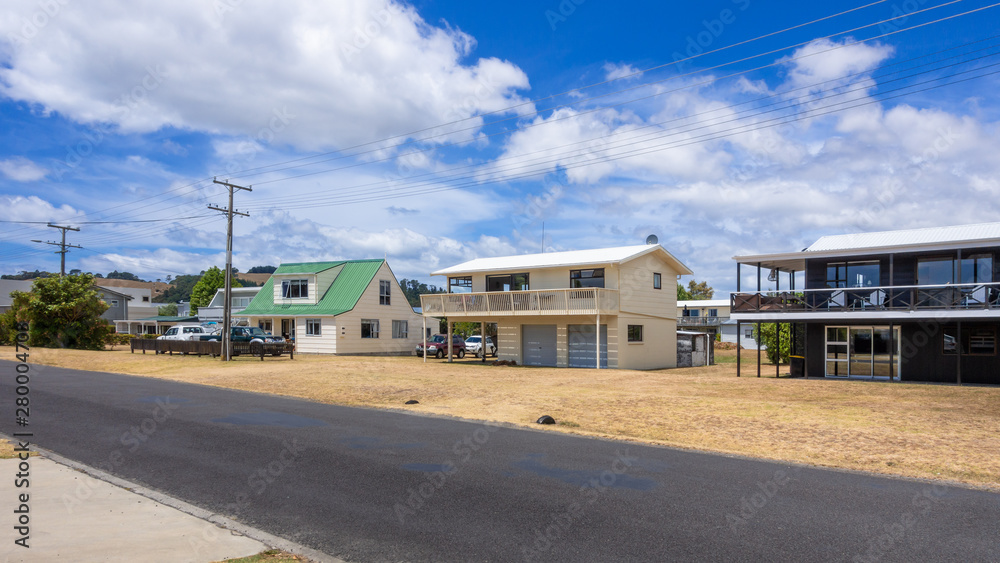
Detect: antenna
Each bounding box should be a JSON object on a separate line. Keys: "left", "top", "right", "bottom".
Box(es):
{"left": 645, "top": 234, "right": 658, "bottom": 245}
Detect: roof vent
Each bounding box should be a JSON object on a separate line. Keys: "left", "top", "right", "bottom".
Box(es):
{"left": 645, "top": 234, "right": 658, "bottom": 245}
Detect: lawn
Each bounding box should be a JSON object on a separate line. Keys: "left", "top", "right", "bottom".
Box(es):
{"left": 4, "top": 345, "right": 999, "bottom": 489}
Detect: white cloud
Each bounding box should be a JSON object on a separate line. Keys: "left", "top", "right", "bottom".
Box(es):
{"left": 0, "top": 0, "right": 533, "bottom": 151}
{"left": 602, "top": 62, "right": 642, "bottom": 82}
{"left": 0, "top": 195, "right": 80, "bottom": 222}
{"left": 0, "top": 157, "right": 48, "bottom": 181}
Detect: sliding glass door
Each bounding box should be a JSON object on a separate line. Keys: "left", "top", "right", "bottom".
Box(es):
{"left": 825, "top": 325, "right": 899, "bottom": 380}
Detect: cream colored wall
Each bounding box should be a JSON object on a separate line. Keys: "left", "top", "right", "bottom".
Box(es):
{"left": 334, "top": 262, "right": 423, "bottom": 355}
{"left": 617, "top": 315, "right": 677, "bottom": 370}
{"left": 294, "top": 317, "right": 337, "bottom": 354}
{"left": 680, "top": 304, "right": 731, "bottom": 318}
{"left": 618, "top": 252, "right": 679, "bottom": 319}
{"left": 314, "top": 264, "right": 345, "bottom": 298}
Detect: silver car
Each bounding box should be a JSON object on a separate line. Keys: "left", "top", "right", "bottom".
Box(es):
{"left": 464, "top": 335, "right": 497, "bottom": 357}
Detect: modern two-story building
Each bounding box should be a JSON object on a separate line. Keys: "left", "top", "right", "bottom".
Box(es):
{"left": 731, "top": 222, "right": 1000, "bottom": 384}
{"left": 420, "top": 244, "right": 693, "bottom": 369}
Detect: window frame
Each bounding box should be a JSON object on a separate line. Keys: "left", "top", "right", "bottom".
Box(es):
{"left": 943, "top": 326, "right": 997, "bottom": 356}
{"left": 281, "top": 279, "right": 309, "bottom": 299}
{"left": 379, "top": 280, "right": 391, "bottom": 305}
{"left": 361, "top": 319, "right": 380, "bottom": 339}
{"left": 449, "top": 276, "right": 473, "bottom": 293}
{"left": 392, "top": 320, "right": 408, "bottom": 339}
{"left": 306, "top": 318, "right": 322, "bottom": 336}
{"left": 653, "top": 273, "right": 662, "bottom": 290}
{"left": 627, "top": 324, "right": 644, "bottom": 343}
{"left": 486, "top": 273, "right": 529, "bottom": 292}
{"left": 570, "top": 268, "right": 605, "bottom": 289}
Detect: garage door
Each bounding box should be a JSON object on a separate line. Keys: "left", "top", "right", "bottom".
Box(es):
{"left": 568, "top": 324, "right": 608, "bottom": 368}
{"left": 522, "top": 325, "right": 557, "bottom": 367}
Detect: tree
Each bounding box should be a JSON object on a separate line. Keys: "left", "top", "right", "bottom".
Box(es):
{"left": 677, "top": 284, "right": 692, "bottom": 301}
{"left": 247, "top": 265, "right": 277, "bottom": 274}
{"left": 106, "top": 270, "right": 143, "bottom": 281}
{"left": 7, "top": 274, "right": 112, "bottom": 350}
{"left": 686, "top": 280, "right": 715, "bottom": 300}
{"left": 398, "top": 278, "right": 445, "bottom": 308}
{"left": 159, "top": 274, "right": 201, "bottom": 304}
{"left": 189, "top": 266, "right": 241, "bottom": 314}
{"left": 2, "top": 270, "right": 54, "bottom": 280}
{"left": 157, "top": 303, "right": 178, "bottom": 316}
{"left": 752, "top": 322, "right": 792, "bottom": 365}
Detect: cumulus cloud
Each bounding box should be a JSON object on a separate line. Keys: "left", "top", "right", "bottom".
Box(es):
{"left": 0, "top": 0, "right": 533, "bottom": 150}
{"left": 0, "top": 157, "right": 48, "bottom": 181}
{"left": 603, "top": 62, "right": 642, "bottom": 81}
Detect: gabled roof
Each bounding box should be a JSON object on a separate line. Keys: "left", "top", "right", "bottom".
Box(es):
{"left": 240, "top": 259, "right": 384, "bottom": 317}
{"left": 432, "top": 244, "right": 693, "bottom": 276}
{"left": 95, "top": 285, "right": 134, "bottom": 300}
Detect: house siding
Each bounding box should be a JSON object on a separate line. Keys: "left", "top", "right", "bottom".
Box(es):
{"left": 295, "top": 317, "right": 338, "bottom": 354}
{"left": 619, "top": 252, "right": 675, "bottom": 319}
{"left": 617, "top": 314, "right": 676, "bottom": 370}
{"left": 333, "top": 262, "right": 423, "bottom": 355}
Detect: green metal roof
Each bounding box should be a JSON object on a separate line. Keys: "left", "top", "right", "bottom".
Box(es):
{"left": 240, "top": 259, "right": 384, "bottom": 317}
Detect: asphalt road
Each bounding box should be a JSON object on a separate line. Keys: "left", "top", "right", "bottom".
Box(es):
{"left": 2, "top": 360, "right": 998, "bottom": 562}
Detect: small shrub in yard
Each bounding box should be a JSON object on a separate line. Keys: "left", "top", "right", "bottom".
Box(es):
{"left": 104, "top": 332, "right": 133, "bottom": 350}
{"left": 492, "top": 359, "right": 518, "bottom": 366}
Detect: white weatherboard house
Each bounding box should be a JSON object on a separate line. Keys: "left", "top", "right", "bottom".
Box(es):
{"left": 420, "top": 244, "right": 693, "bottom": 369}
{"left": 240, "top": 259, "right": 423, "bottom": 355}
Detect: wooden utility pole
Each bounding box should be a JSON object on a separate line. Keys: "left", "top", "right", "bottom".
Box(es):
{"left": 31, "top": 224, "right": 81, "bottom": 276}
{"left": 209, "top": 178, "right": 251, "bottom": 362}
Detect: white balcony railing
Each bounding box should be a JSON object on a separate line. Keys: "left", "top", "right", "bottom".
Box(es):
{"left": 419, "top": 288, "right": 619, "bottom": 317}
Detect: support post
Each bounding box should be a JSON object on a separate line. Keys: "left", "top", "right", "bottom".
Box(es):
{"left": 209, "top": 179, "right": 252, "bottom": 362}
{"left": 776, "top": 321, "right": 780, "bottom": 378}
{"left": 447, "top": 321, "right": 453, "bottom": 362}
{"left": 423, "top": 316, "right": 427, "bottom": 363}
{"left": 956, "top": 321, "right": 962, "bottom": 384}
{"left": 481, "top": 321, "right": 486, "bottom": 363}
{"left": 736, "top": 321, "right": 741, "bottom": 377}
{"left": 757, "top": 321, "right": 761, "bottom": 378}
{"left": 596, "top": 310, "right": 601, "bottom": 369}
{"left": 889, "top": 322, "right": 895, "bottom": 382}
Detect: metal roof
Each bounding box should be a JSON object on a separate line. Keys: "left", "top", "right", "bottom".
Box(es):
{"left": 240, "top": 259, "right": 384, "bottom": 317}
{"left": 806, "top": 222, "right": 1000, "bottom": 252}
{"left": 136, "top": 315, "right": 199, "bottom": 322}
{"left": 734, "top": 222, "right": 1000, "bottom": 271}
{"left": 677, "top": 299, "right": 730, "bottom": 308}
{"left": 431, "top": 244, "right": 693, "bottom": 276}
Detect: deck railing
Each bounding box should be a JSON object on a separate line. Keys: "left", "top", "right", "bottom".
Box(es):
{"left": 731, "top": 282, "right": 1000, "bottom": 313}
{"left": 677, "top": 316, "right": 725, "bottom": 326}
{"left": 420, "top": 288, "right": 619, "bottom": 317}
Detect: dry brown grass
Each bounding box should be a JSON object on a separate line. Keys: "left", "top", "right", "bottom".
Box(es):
{"left": 5, "top": 346, "right": 1000, "bottom": 489}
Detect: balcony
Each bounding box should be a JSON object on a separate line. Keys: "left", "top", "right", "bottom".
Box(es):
{"left": 731, "top": 282, "right": 1000, "bottom": 314}
{"left": 677, "top": 316, "right": 724, "bottom": 327}
{"left": 419, "top": 288, "right": 619, "bottom": 317}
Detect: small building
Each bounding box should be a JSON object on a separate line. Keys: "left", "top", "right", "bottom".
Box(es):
{"left": 96, "top": 286, "right": 133, "bottom": 324}
{"left": 240, "top": 259, "right": 423, "bottom": 355}
{"left": 197, "top": 286, "right": 262, "bottom": 324}
{"left": 677, "top": 298, "right": 758, "bottom": 350}
{"left": 731, "top": 221, "right": 1000, "bottom": 384}
{"left": 0, "top": 279, "right": 33, "bottom": 313}
{"left": 420, "top": 244, "right": 693, "bottom": 369}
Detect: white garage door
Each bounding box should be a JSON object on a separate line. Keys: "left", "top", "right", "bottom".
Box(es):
{"left": 522, "top": 325, "right": 557, "bottom": 367}
{"left": 568, "top": 324, "right": 608, "bottom": 368}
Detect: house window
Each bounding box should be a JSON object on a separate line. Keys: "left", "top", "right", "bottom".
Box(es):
{"left": 361, "top": 319, "right": 380, "bottom": 339}
{"left": 708, "top": 308, "right": 718, "bottom": 317}
{"left": 306, "top": 319, "right": 321, "bottom": 336}
{"left": 653, "top": 273, "right": 662, "bottom": 290}
{"left": 627, "top": 325, "right": 643, "bottom": 342}
{"left": 744, "top": 328, "right": 753, "bottom": 338}
{"left": 142, "top": 296, "right": 149, "bottom": 302}
{"left": 943, "top": 327, "right": 996, "bottom": 355}
{"left": 232, "top": 297, "right": 251, "bottom": 308}
{"left": 961, "top": 253, "right": 993, "bottom": 284}
{"left": 449, "top": 276, "right": 473, "bottom": 293}
{"left": 570, "top": 269, "right": 605, "bottom": 289}
{"left": 917, "top": 257, "right": 955, "bottom": 286}
{"left": 486, "top": 273, "right": 529, "bottom": 292}
{"left": 379, "top": 280, "right": 391, "bottom": 305}
{"left": 392, "top": 320, "right": 408, "bottom": 339}
{"left": 827, "top": 261, "right": 879, "bottom": 288}
{"left": 260, "top": 320, "right": 272, "bottom": 332}
{"left": 281, "top": 279, "right": 309, "bottom": 298}
{"left": 110, "top": 299, "right": 119, "bottom": 307}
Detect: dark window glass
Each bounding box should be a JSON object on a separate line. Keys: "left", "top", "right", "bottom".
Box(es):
{"left": 961, "top": 253, "right": 993, "bottom": 284}
{"left": 486, "top": 273, "right": 529, "bottom": 292}
{"left": 281, "top": 279, "right": 309, "bottom": 298}
{"left": 627, "top": 325, "right": 643, "bottom": 342}
{"left": 918, "top": 257, "right": 955, "bottom": 285}
{"left": 449, "top": 276, "right": 472, "bottom": 293}
{"left": 570, "top": 268, "right": 605, "bottom": 288}
{"left": 379, "top": 280, "right": 391, "bottom": 305}
{"left": 653, "top": 273, "right": 662, "bottom": 290}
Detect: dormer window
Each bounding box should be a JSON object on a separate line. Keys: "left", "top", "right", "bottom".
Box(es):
{"left": 281, "top": 279, "right": 309, "bottom": 299}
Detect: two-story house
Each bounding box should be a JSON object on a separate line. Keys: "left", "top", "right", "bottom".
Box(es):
{"left": 420, "top": 244, "right": 692, "bottom": 369}
{"left": 240, "top": 259, "right": 423, "bottom": 355}
{"left": 731, "top": 222, "right": 1000, "bottom": 384}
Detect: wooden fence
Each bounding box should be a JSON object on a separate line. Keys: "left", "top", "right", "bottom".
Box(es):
{"left": 130, "top": 338, "right": 294, "bottom": 360}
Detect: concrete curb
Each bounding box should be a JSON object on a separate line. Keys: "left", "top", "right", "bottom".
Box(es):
{"left": 34, "top": 445, "right": 347, "bottom": 563}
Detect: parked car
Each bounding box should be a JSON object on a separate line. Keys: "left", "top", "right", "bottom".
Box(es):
{"left": 200, "top": 326, "right": 285, "bottom": 343}
{"left": 416, "top": 334, "right": 466, "bottom": 359}
{"left": 157, "top": 324, "right": 212, "bottom": 341}
{"left": 464, "top": 335, "right": 497, "bottom": 358}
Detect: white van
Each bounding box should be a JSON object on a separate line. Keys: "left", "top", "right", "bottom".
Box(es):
{"left": 157, "top": 325, "right": 211, "bottom": 341}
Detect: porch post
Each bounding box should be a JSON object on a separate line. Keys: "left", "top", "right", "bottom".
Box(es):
{"left": 757, "top": 321, "right": 761, "bottom": 378}
{"left": 889, "top": 322, "right": 895, "bottom": 382}
{"left": 737, "top": 263, "right": 741, "bottom": 292}
{"left": 736, "top": 321, "right": 741, "bottom": 377}
{"left": 596, "top": 310, "right": 601, "bottom": 369}
{"left": 423, "top": 316, "right": 427, "bottom": 363}
{"left": 481, "top": 321, "right": 486, "bottom": 363}
{"left": 447, "top": 320, "right": 453, "bottom": 362}
{"left": 776, "top": 321, "right": 780, "bottom": 378}
{"left": 956, "top": 321, "right": 962, "bottom": 384}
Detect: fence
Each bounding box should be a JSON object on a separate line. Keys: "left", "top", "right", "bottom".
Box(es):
{"left": 130, "top": 338, "right": 294, "bottom": 360}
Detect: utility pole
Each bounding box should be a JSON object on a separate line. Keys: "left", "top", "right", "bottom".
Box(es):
{"left": 209, "top": 178, "right": 251, "bottom": 362}
{"left": 31, "top": 224, "right": 81, "bottom": 276}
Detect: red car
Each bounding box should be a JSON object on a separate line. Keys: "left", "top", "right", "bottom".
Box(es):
{"left": 415, "top": 334, "right": 467, "bottom": 359}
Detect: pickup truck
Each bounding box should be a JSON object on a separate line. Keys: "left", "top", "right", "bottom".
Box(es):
{"left": 200, "top": 326, "right": 285, "bottom": 343}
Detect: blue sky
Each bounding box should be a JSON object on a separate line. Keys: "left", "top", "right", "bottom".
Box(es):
{"left": 2, "top": 0, "right": 999, "bottom": 294}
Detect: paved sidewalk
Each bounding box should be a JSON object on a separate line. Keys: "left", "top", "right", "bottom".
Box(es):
{"left": 0, "top": 456, "right": 268, "bottom": 563}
